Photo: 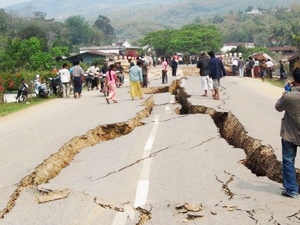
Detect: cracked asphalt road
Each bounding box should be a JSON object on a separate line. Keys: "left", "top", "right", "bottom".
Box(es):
{"left": 1, "top": 65, "right": 300, "bottom": 224}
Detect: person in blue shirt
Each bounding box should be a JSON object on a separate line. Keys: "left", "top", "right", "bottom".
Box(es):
{"left": 284, "top": 81, "right": 293, "bottom": 92}
{"left": 129, "top": 60, "right": 143, "bottom": 100}
{"left": 208, "top": 51, "right": 226, "bottom": 100}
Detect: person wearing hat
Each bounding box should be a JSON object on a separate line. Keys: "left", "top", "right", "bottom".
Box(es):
{"left": 275, "top": 67, "right": 300, "bottom": 198}
{"left": 196, "top": 51, "right": 214, "bottom": 97}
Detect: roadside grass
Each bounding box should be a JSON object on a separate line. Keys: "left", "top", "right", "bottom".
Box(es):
{"left": 266, "top": 77, "right": 287, "bottom": 88}
{"left": 0, "top": 84, "right": 89, "bottom": 117}
{"left": 0, "top": 96, "right": 55, "bottom": 117}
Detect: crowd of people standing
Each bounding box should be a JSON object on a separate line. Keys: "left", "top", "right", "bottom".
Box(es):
{"left": 52, "top": 53, "right": 184, "bottom": 103}
{"left": 55, "top": 52, "right": 287, "bottom": 104}
{"left": 54, "top": 57, "right": 148, "bottom": 103}
{"left": 231, "top": 56, "right": 285, "bottom": 82}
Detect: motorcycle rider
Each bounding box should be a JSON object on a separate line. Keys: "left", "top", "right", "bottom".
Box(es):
{"left": 86, "top": 63, "right": 100, "bottom": 90}
{"left": 59, "top": 63, "right": 71, "bottom": 98}
{"left": 100, "top": 61, "right": 109, "bottom": 92}
{"left": 115, "top": 62, "right": 124, "bottom": 85}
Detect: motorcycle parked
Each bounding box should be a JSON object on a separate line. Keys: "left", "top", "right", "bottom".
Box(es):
{"left": 16, "top": 81, "right": 29, "bottom": 103}
{"left": 32, "top": 75, "right": 50, "bottom": 98}
{"left": 49, "top": 76, "right": 63, "bottom": 98}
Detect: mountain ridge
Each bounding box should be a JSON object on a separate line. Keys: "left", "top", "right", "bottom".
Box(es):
{"left": 5, "top": 0, "right": 293, "bottom": 21}
{"left": 4, "top": 0, "right": 294, "bottom": 41}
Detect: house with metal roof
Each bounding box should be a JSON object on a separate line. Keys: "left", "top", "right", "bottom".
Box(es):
{"left": 66, "top": 50, "right": 112, "bottom": 64}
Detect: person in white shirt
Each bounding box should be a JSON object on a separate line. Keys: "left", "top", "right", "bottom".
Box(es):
{"left": 266, "top": 59, "right": 274, "bottom": 79}
{"left": 59, "top": 63, "right": 71, "bottom": 98}
{"left": 238, "top": 57, "right": 244, "bottom": 77}
{"left": 253, "top": 58, "right": 260, "bottom": 78}
{"left": 86, "top": 63, "right": 100, "bottom": 90}
{"left": 231, "top": 57, "right": 238, "bottom": 76}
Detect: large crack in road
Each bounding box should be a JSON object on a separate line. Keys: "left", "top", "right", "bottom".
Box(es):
{"left": 0, "top": 97, "right": 155, "bottom": 218}
{"left": 190, "top": 105, "right": 284, "bottom": 183}
{"left": 1, "top": 77, "right": 299, "bottom": 223}
{"left": 174, "top": 79, "right": 294, "bottom": 186}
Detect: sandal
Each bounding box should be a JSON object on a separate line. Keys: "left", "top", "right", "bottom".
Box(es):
{"left": 113, "top": 100, "right": 118, "bottom": 103}
{"left": 105, "top": 97, "right": 109, "bottom": 104}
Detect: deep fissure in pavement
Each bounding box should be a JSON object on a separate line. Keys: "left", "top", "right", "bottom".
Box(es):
{"left": 0, "top": 96, "right": 155, "bottom": 218}
{"left": 190, "top": 105, "right": 284, "bottom": 184}
{"left": 173, "top": 81, "right": 294, "bottom": 186}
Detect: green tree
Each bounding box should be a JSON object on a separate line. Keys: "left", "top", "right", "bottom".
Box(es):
{"left": 141, "top": 29, "right": 173, "bottom": 56}
{"left": 291, "top": 22, "right": 300, "bottom": 67}
{"left": 49, "top": 22, "right": 71, "bottom": 48}
{"left": 50, "top": 46, "right": 69, "bottom": 58}
{"left": 0, "top": 37, "right": 59, "bottom": 71}
{"left": 93, "top": 15, "right": 116, "bottom": 44}
{"left": 0, "top": 9, "right": 9, "bottom": 34}
{"left": 64, "top": 16, "right": 90, "bottom": 45}
{"left": 87, "top": 27, "right": 107, "bottom": 46}
{"left": 19, "top": 23, "right": 47, "bottom": 40}
{"left": 141, "top": 24, "right": 222, "bottom": 56}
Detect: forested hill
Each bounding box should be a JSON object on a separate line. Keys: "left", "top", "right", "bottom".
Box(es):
{"left": 5, "top": 0, "right": 293, "bottom": 22}
{"left": 4, "top": 0, "right": 294, "bottom": 41}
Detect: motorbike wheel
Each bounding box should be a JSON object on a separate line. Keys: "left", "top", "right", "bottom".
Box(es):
{"left": 17, "top": 95, "right": 27, "bottom": 103}
{"left": 56, "top": 85, "right": 63, "bottom": 98}
{"left": 49, "top": 86, "right": 54, "bottom": 96}
{"left": 87, "top": 81, "right": 92, "bottom": 91}
{"left": 39, "top": 91, "right": 49, "bottom": 98}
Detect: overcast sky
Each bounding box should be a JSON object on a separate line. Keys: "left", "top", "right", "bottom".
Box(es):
{"left": 0, "top": 0, "right": 31, "bottom": 8}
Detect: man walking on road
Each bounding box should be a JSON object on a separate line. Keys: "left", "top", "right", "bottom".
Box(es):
{"left": 208, "top": 51, "right": 226, "bottom": 100}
{"left": 59, "top": 63, "right": 71, "bottom": 98}
{"left": 275, "top": 67, "right": 300, "bottom": 198}
{"left": 70, "top": 60, "right": 85, "bottom": 98}
{"left": 196, "top": 51, "right": 214, "bottom": 97}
